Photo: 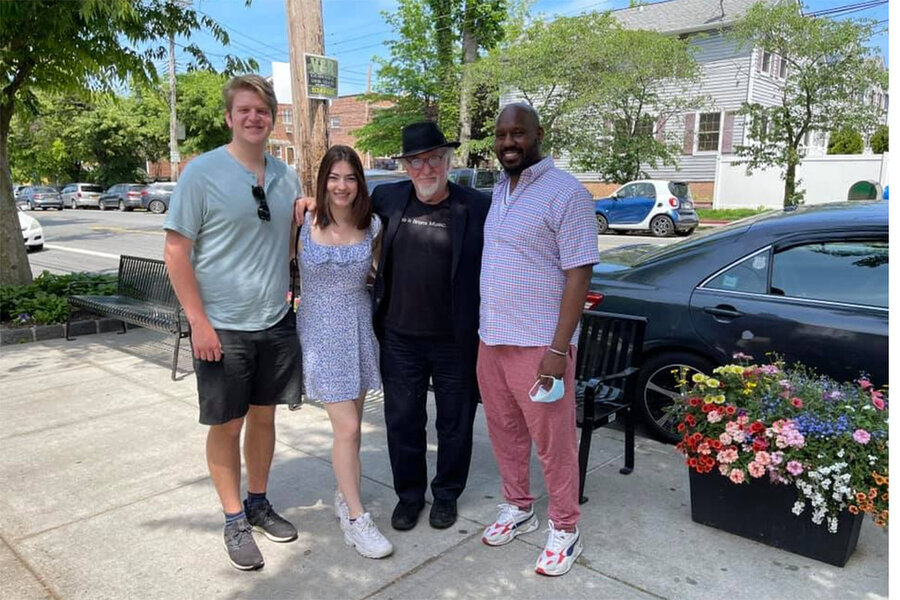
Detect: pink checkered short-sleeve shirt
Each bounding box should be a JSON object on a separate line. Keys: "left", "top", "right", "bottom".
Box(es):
{"left": 479, "top": 157, "right": 600, "bottom": 347}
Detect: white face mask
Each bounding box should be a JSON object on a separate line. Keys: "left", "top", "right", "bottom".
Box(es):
{"left": 529, "top": 376, "right": 565, "bottom": 404}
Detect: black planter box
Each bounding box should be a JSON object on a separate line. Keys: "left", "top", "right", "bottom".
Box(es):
{"left": 688, "top": 470, "right": 863, "bottom": 567}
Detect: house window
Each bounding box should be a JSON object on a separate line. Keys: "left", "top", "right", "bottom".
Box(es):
{"left": 778, "top": 55, "right": 788, "bottom": 78}
{"left": 761, "top": 51, "right": 772, "bottom": 74}
{"left": 330, "top": 116, "right": 341, "bottom": 128}
{"left": 697, "top": 112, "right": 721, "bottom": 152}
{"left": 286, "top": 146, "right": 296, "bottom": 165}
{"left": 281, "top": 108, "right": 292, "bottom": 125}
{"left": 634, "top": 116, "right": 655, "bottom": 137}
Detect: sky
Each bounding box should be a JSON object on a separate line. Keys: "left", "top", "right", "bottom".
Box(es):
{"left": 178, "top": 0, "right": 890, "bottom": 96}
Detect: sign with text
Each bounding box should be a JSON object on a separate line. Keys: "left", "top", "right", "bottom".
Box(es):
{"left": 304, "top": 53, "right": 338, "bottom": 99}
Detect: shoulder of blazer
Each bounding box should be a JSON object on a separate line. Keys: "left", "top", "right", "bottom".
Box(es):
{"left": 371, "top": 180, "right": 412, "bottom": 213}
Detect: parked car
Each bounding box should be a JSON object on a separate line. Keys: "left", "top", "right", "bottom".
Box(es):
{"left": 141, "top": 182, "right": 176, "bottom": 214}
{"left": 594, "top": 180, "right": 698, "bottom": 237}
{"left": 587, "top": 201, "right": 888, "bottom": 442}
{"left": 364, "top": 170, "right": 409, "bottom": 194}
{"left": 448, "top": 168, "right": 500, "bottom": 195}
{"left": 61, "top": 183, "right": 105, "bottom": 209}
{"left": 98, "top": 184, "right": 145, "bottom": 211}
{"left": 18, "top": 186, "right": 64, "bottom": 211}
{"left": 18, "top": 207, "right": 44, "bottom": 251}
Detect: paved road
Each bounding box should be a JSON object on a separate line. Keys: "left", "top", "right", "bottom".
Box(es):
{"left": 25, "top": 207, "right": 679, "bottom": 276}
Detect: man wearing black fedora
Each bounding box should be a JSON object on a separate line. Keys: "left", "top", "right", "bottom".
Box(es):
{"left": 371, "top": 121, "right": 490, "bottom": 531}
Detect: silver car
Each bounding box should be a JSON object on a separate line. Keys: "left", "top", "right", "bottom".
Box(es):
{"left": 19, "top": 186, "right": 63, "bottom": 211}
{"left": 61, "top": 183, "right": 104, "bottom": 209}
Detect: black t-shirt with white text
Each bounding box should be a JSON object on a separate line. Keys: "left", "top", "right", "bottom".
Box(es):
{"left": 383, "top": 192, "right": 453, "bottom": 336}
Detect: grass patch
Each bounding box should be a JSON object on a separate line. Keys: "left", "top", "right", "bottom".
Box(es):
{"left": 697, "top": 208, "right": 769, "bottom": 221}
{"left": 1, "top": 271, "right": 117, "bottom": 327}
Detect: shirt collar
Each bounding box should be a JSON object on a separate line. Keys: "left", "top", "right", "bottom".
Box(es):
{"left": 497, "top": 156, "right": 554, "bottom": 186}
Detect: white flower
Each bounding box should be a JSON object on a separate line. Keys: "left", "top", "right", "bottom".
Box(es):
{"left": 837, "top": 449, "right": 845, "bottom": 458}
{"left": 792, "top": 501, "right": 805, "bottom": 515}
{"left": 827, "top": 517, "right": 838, "bottom": 533}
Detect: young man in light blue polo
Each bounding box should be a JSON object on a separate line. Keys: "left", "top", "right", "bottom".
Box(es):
{"left": 164, "top": 74, "right": 302, "bottom": 571}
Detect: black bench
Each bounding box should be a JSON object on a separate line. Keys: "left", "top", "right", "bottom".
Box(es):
{"left": 67, "top": 255, "right": 189, "bottom": 380}
{"left": 575, "top": 310, "right": 646, "bottom": 504}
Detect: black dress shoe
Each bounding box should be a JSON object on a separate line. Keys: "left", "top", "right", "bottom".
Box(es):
{"left": 391, "top": 501, "right": 424, "bottom": 531}
{"left": 429, "top": 499, "right": 457, "bottom": 529}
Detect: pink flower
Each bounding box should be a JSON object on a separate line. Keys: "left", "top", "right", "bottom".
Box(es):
{"left": 728, "top": 468, "right": 745, "bottom": 484}
{"left": 748, "top": 462, "right": 765, "bottom": 478}
{"left": 872, "top": 390, "right": 886, "bottom": 410}
{"left": 717, "top": 448, "right": 739, "bottom": 464}
{"left": 698, "top": 442, "right": 711, "bottom": 455}
{"left": 737, "top": 415, "right": 749, "bottom": 426}
{"left": 754, "top": 451, "right": 771, "bottom": 466}
{"left": 859, "top": 378, "right": 873, "bottom": 390}
{"left": 852, "top": 429, "right": 871, "bottom": 444}
{"left": 779, "top": 379, "right": 792, "bottom": 389}
{"left": 707, "top": 410, "right": 722, "bottom": 423}
{"left": 786, "top": 460, "right": 804, "bottom": 476}
{"left": 790, "top": 397, "right": 803, "bottom": 408}
{"left": 719, "top": 464, "right": 730, "bottom": 476}
{"left": 769, "top": 451, "right": 784, "bottom": 465}
{"left": 719, "top": 432, "right": 732, "bottom": 445}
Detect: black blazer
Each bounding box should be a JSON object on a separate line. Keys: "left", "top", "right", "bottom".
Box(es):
{"left": 371, "top": 180, "right": 491, "bottom": 362}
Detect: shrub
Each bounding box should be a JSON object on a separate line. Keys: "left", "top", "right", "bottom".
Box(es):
{"left": 0, "top": 271, "right": 117, "bottom": 326}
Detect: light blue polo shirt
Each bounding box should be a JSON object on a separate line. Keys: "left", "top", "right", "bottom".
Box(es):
{"left": 164, "top": 146, "right": 301, "bottom": 331}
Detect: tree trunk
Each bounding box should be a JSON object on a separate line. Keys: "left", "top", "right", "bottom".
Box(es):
{"left": 783, "top": 158, "right": 798, "bottom": 207}
{"left": 458, "top": 27, "right": 478, "bottom": 166}
{"left": 0, "top": 98, "right": 33, "bottom": 287}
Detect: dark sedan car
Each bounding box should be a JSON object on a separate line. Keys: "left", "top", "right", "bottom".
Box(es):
{"left": 99, "top": 184, "right": 145, "bottom": 211}
{"left": 364, "top": 170, "right": 409, "bottom": 194}
{"left": 141, "top": 182, "right": 176, "bottom": 214}
{"left": 587, "top": 201, "right": 888, "bottom": 442}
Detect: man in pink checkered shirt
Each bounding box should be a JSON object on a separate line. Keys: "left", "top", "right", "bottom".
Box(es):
{"left": 477, "top": 103, "right": 599, "bottom": 577}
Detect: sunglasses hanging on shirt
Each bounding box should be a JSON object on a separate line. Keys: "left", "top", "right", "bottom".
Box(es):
{"left": 252, "top": 185, "right": 270, "bottom": 222}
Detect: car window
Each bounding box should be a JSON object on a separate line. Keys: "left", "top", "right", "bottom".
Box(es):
{"left": 62, "top": 186, "right": 73, "bottom": 194}
{"left": 156, "top": 183, "right": 176, "bottom": 191}
{"left": 82, "top": 185, "right": 104, "bottom": 193}
{"left": 704, "top": 249, "right": 770, "bottom": 294}
{"left": 35, "top": 186, "right": 56, "bottom": 193}
{"left": 636, "top": 182, "right": 656, "bottom": 198}
{"left": 771, "top": 240, "right": 888, "bottom": 307}
{"left": 475, "top": 171, "right": 496, "bottom": 188}
{"left": 618, "top": 184, "right": 639, "bottom": 198}
{"left": 669, "top": 182, "right": 691, "bottom": 199}
{"left": 456, "top": 171, "right": 473, "bottom": 187}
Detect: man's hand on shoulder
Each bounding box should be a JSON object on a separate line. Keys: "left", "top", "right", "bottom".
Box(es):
{"left": 293, "top": 196, "right": 316, "bottom": 225}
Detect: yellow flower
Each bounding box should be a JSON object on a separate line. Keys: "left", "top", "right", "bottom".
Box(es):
{"left": 705, "top": 378, "right": 721, "bottom": 389}
{"left": 692, "top": 373, "right": 707, "bottom": 383}
{"left": 713, "top": 395, "right": 726, "bottom": 404}
{"left": 703, "top": 395, "right": 716, "bottom": 404}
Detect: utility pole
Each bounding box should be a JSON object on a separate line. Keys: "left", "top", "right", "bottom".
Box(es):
{"left": 285, "top": 0, "right": 328, "bottom": 195}
{"left": 168, "top": 31, "right": 180, "bottom": 181}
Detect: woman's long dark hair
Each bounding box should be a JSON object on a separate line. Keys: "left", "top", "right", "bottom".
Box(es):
{"left": 314, "top": 145, "right": 372, "bottom": 230}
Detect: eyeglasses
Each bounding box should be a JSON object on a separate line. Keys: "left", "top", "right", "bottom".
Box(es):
{"left": 406, "top": 154, "right": 447, "bottom": 170}
{"left": 252, "top": 185, "right": 270, "bottom": 222}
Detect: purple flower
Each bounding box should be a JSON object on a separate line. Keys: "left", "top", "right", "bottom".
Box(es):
{"left": 852, "top": 429, "right": 871, "bottom": 444}
{"left": 786, "top": 460, "right": 804, "bottom": 476}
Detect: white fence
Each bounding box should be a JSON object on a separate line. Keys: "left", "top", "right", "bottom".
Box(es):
{"left": 713, "top": 153, "right": 890, "bottom": 208}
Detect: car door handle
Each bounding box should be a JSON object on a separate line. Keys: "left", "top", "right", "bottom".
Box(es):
{"left": 703, "top": 305, "right": 744, "bottom": 319}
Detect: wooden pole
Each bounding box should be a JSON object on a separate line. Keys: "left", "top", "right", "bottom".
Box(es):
{"left": 168, "top": 32, "right": 180, "bottom": 181}
{"left": 285, "top": 0, "right": 328, "bottom": 196}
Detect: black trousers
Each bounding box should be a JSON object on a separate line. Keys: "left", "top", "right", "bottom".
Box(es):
{"left": 380, "top": 328, "right": 479, "bottom": 507}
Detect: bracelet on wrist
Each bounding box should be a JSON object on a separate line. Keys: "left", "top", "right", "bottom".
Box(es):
{"left": 547, "top": 346, "right": 567, "bottom": 357}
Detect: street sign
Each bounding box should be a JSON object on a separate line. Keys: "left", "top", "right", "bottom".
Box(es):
{"left": 176, "top": 122, "right": 185, "bottom": 141}
{"left": 304, "top": 53, "right": 338, "bottom": 99}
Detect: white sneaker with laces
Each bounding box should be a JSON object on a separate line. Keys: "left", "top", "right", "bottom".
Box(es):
{"left": 481, "top": 503, "right": 539, "bottom": 546}
{"left": 343, "top": 512, "right": 394, "bottom": 559}
{"left": 334, "top": 490, "right": 349, "bottom": 521}
{"left": 534, "top": 520, "right": 582, "bottom": 576}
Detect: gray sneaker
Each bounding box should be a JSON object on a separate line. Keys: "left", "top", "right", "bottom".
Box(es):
{"left": 224, "top": 517, "right": 264, "bottom": 571}
{"left": 244, "top": 499, "right": 299, "bottom": 543}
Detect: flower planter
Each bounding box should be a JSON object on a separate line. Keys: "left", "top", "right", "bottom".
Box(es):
{"left": 689, "top": 470, "right": 863, "bottom": 567}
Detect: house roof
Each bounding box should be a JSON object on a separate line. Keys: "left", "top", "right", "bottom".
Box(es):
{"left": 612, "top": 0, "right": 783, "bottom": 35}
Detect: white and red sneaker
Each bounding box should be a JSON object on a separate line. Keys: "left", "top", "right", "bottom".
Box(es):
{"left": 481, "top": 504, "right": 539, "bottom": 546}
{"left": 535, "top": 520, "right": 582, "bottom": 576}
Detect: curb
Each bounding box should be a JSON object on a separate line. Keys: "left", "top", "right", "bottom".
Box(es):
{"left": 0, "top": 318, "right": 140, "bottom": 346}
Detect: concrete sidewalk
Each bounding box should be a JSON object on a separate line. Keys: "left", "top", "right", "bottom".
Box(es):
{"left": 0, "top": 329, "right": 888, "bottom": 600}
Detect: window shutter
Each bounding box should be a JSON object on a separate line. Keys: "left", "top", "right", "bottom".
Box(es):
{"left": 756, "top": 48, "right": 763, "bottom": 72}
{"left": 721, "top": 112, "right": 736, "bottom": 154}
{"left": 683, "top": 113, "right": 695, "bottom": 155}
{"left": 655, "top": 116, "right": 666, "bottom": 142}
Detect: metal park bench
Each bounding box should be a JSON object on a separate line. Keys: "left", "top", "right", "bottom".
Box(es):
{"left": 575, "top": 310, "right": 647, "bottom": 504}
{"left": 67, "top": 255, "right": 189, "bottom": 380}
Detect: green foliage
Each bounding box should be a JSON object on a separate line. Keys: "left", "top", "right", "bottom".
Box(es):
{"left": 475, "top": 13, "right": 702, "bottom": 182}
{"left": 870, "top": 125, "right": 888, "bottom": 154}
{"left": 175, "top": 71, "right": 230, "bottom": 155}
{"left": 0, "top": 272, "right": 117, "bottom": 325}
{"left": 355, "top": 0, "right": 508, "bottom": 160}
{"left": 730, "top": 3, "right": 888, "bottom": 207}
{"left": 827, "top": 128, "right": 864, "bottom": 155}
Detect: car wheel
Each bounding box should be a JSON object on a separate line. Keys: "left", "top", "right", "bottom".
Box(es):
{"left": 650, "top": 215, "right": 675, "bottom": 237}
{"left": 635, "top": 351, "right": 716, "bottom": 443}
{"left": 596, "top": 214, "right": 608, "bottom": 235}
{"left": 99, "top": 201, "right": 106, "bottom": 211}
{"left": 675, "top": 228, "right": 696, "bottom": 237}
{"left": 118, "top": 200, "right": 127, "bottom": 212}
{"left": 148, "top": 199, "right": 166, "bottom": 214}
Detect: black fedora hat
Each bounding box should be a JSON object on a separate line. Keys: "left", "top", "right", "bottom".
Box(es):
{"left": 393, "top": 121, "right": 460, "bottom": 159}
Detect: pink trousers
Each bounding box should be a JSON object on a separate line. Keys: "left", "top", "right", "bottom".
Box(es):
{"left": 476, "top": 341, "right": 580, "bottom": 530}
